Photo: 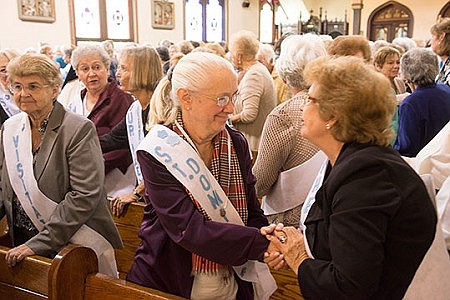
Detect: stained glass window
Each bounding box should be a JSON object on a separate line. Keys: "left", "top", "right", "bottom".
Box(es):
{"left": 185, "top": 0, "right": 225, "bottom": 42}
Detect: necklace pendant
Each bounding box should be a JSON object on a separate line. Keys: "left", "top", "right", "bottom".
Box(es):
{"left": 220, "top": 208, "right": 226, "bottom": 217}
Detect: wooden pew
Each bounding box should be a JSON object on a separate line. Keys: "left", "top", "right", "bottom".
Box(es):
{"left": 84, "top": 273, "right": 185, "bottom": 300}
{"left": 0, "top": 244, "right": 97, "bottom": 300}
{"left": 111, "top": 201, "right": 304, "bottom": 299}
{"left": 112, "top": 201, "right": 146, "bottom": 279}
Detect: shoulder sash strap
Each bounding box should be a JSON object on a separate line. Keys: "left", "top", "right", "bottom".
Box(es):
{"left": 126, "top": 100, "right": 144, "bottom": 183}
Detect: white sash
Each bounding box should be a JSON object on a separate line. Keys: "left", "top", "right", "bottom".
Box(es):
{"left": 0, "top": 88, "right": 20, "bottom": 117}
{"left": 138, "top": 124, "right": 277, "bottom": 300}
{"left": 262, "top": 151, "right": 327, "bottom": 215}
{"left": 3, "top": 112, "right": 118, "bottom": 277}
{"left": 299, "top": 159, "right": 328, "bottom": 258}
{"left": 403, "top": 121, "right": 450, "bottom": 190}
{"left": 126, "top": 100, "right": 144, "bottom": 184}
{"left": 67, "top": 90, "right": 84, "bottom": 115}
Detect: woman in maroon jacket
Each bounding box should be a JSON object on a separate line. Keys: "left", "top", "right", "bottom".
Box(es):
{"left": 70, "top": 44, "right": 134, "bottom": 191}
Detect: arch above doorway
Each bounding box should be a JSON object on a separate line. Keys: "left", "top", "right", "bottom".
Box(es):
{"left": 367, "top": 1, "right": 413, "bottom": 42}
{"left": 438, "top": 2, "right": 450, "bottom": 19}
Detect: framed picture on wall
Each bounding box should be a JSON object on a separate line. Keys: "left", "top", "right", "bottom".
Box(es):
{"left": 152, "top": 0, "right": 175, "bottom": 30}
{"left": 18, "top": 0, "right": 56, "bottom": 23}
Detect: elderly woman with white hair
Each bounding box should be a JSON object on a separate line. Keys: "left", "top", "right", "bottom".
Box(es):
{"left": 127, "top": 52, "right": 275, "bottom": 299}
{"left": 69, "top": 44, "right": 134, "bottom": 196}
{"left": 394, "top": 48, "right": 450, "bottom": 157}
{"left": 253, "top": 34, "right": 327, "bottom": 227}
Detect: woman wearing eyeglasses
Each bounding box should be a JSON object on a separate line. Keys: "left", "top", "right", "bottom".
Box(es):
{"left": 0, "top": 53, "right": 122, "bottom": 276}
{"left": 0, "top": 49, "right": 21, "bottom": 125}
{"left": 69, "top": 44, "right": 134, "bottom": 197}
{"left": 262, "top": 56, "right": 436, "bottom": 299}
{"left": 127, "top": 52, "right": 276, "bottom": 300}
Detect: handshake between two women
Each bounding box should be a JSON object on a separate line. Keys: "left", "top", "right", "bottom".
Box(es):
{"left": 260, "top": 224, "right": 310, "bottom": 275}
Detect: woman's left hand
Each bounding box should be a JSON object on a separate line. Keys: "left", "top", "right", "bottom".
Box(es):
{"left": 268, "top": 226, "right": 309, "bottom": 275}
{"left": 110, "top": 193, "right": 135, "bottom": 217}
{"left": 5, "top": 244, "right": 35, "bottom": 267}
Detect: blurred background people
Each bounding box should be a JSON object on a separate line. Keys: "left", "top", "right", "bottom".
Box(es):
{"left": 1, "top": 53, "right": 122, "bottom": 276}
{"left": 327, "top": 35, "right": 372, "bottom": 62}
{"left": 430, "top": 17, "right": 450, "bottom": 85}
{"left": 253, "top": 34, "right": 327, "bottom": 227}
{"left": 0, "top": 49, "right": 21, "bottom": 124}
{"left": 263, "top": 55, "right": 436, "bottom": 299}
{"left": 394, "top": 48, "right": 450, "bottom": 157}
{"left": 229, "top": 30, "right": 276, "bottom": 152}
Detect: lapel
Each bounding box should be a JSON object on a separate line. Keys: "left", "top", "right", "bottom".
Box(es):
{"left": 34, "top": 102, "right": 66, "bottom": 181}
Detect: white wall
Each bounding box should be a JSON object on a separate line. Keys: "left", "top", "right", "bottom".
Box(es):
{"left": 0, "top": 0, "right": 448, "bottom": 52}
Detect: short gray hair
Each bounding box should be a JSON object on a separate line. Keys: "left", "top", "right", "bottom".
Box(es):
{"left": 71, "top": 44, "right": 110, "bottom": 71}
{"left": 275, "top": 34, "right": 327, "bottom": 89}
{"left": 400, "top": 48, "right": 439, "bottom": 86}
{"left": 392, "top": 37, "right": 417, "bottom": 53}
{"left": 171, "top": 52, "right": 235, "bottom": 97}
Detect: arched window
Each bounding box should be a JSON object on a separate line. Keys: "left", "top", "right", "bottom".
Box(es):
{"left": 185, "top": 0, "right": 225, "bottom": 42}
{"left": 69, "top": 0, "right": 134, "bottom": 45}
{"left": 367, "top": 1, "right": 413, "bottom": 42}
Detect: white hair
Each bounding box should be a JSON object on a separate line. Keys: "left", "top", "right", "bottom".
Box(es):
{"left": 275, "top": 33, "right": 327, "bottom": 89}
{"left": 171, "top": 52, "right": 235, "bottom": 96}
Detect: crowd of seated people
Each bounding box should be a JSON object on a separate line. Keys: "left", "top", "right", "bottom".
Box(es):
{"left": 0, "top": 18, "right": 449, "bottom": 299}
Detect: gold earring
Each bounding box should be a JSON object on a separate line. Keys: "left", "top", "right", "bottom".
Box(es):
{"left": 325, "top": 123, "right": 331, "bottom": 130}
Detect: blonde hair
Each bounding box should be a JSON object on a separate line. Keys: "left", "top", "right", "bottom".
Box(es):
{"left": 120, "top": 46, "right": 163, "bottom": 92}
{"left": 7, "top": 53, "right": 62, "bottom": 96}
{"left": 146, "top": 76, "right": 178, "bottom": 130}
{"left": 229, "top": 30, "right": 260, "bottom": 61}
{"left": 304, "top": 56, "right": 395, "bottom": 146}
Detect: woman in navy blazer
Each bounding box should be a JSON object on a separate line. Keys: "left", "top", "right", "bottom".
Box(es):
{"left": 263, "top": 56, "right": 437, "bottom": 299}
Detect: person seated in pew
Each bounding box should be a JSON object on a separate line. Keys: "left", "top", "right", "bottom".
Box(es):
{"left": 100, "top": 46, "right": 163, "bottom": 217}
{"left": 0, "top": 53, "right": 123, "bottom": 277}
{"left": 127, "top": 52, "right": 276, "bottom": 300}
{"left": 262, "top": 56, "right": 437, "bottom": 299}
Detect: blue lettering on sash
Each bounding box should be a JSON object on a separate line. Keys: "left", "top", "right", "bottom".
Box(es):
{"left": 128, "top": 124, "right": 134, "bottom": 137}
{"left": 16, "top": 162, "right": 23, "bottom": 178}
{"left": 186, "top": 158, "right": 200, "bottom": 174}
{"left": 199, "top": 174, "right": 210, "bottom": 191}
{"left": 207, "top": 189, "right": 223, "bottom": 209}
{"left": 154, "top": 146, "right": 172, "bottom": 163}
{"left": 172, "top": 163, "right": 187, "bottom": 177}
{"left": 13, "top": 135, "right": 19, "bottom": 148}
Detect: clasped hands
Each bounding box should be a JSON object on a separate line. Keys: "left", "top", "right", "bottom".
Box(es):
{"left": 260, "top": 223, "right": 309, "bottom": 275}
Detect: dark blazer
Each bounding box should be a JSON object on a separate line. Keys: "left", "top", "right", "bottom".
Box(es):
{"left": 80, "top": 79, "right": 134, "bottom": 174}
{"left": 127, "top": 125, "right": 269, "bottom": 299}
{"left": 299, "top": 142, "right": 436, "bottom": 300}
{"left": 0, "top": 102, "right": 123, "bottom": 256}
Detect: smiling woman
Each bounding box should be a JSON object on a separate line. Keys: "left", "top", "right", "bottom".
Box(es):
{"left": 127, "top": 52, "right": 276, "bottom": 299}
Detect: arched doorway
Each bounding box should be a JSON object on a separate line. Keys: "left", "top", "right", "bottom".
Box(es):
{"left": 367, "top": 1, "right": 413, "bottom": 42}
{"left": 438, "top": 2, "right": 450, "bottom": 19}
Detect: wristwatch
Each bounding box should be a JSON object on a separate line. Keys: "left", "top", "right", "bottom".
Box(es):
{"left": 133, "top": 189, "right": 142, "bottom": 202}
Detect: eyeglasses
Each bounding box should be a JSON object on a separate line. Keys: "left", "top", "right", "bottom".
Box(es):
{"left": 9, "top": 83, "right": 50, "bottom": 95}
{"left": 191, "top": 91, "right": 239, "bottom": 107}
{"left": 305, "top": 95, "right": 320, "bottom": 106}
